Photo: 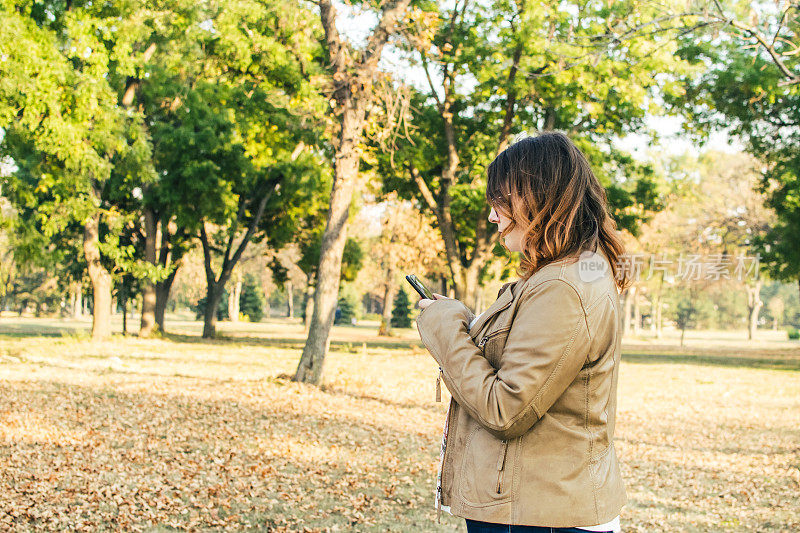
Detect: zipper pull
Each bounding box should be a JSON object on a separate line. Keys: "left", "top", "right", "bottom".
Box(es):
{"left": 478, "top": 336, "right": 489, "bottom": 353}
{"left": 435, "top": 367, "right": 442, "bottom": 402}
{"left": 496, "top": 439, "right": 509, "bottom": 470}
{"left": 496, "top": 440, "right": 509, "bottom": 493}
{"left": 436, "top": 486, "right": 442, "bottom": 522}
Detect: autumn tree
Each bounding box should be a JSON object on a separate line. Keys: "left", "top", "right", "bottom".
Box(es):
{"left": 367, "top": 192, "right": 447, "bottom": 336}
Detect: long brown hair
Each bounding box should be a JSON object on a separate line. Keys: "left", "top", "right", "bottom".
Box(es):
{"left": 486, "top": 132, "right": 632, "bottom": 292}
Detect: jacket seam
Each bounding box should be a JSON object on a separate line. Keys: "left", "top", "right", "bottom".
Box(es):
{"left": 530, "top": 315, "right": 586, "bottom": 421}
{"left": 525, "top": 278, "right": 591, "bottom": 339}
{"left": 585, "top": 365, "right": 598, "bottom": 519}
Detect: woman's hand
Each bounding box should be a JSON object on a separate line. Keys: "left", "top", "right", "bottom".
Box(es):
{"left": 417, "top": 292, "right": 449, "bottom": 310}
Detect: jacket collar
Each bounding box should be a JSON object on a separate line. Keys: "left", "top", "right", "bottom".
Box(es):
{"left": 468, "top": 282, "right": 517, "bottom": 339}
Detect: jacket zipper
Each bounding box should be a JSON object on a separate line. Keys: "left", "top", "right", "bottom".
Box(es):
{"left": 437, "top": 399, "right": 457, "bottom": 522}
{"left": 496, "top": 439, "right": 509, "bottom": 493}
{"left": 478, "top": 326, "right": 511, "bottom": 354}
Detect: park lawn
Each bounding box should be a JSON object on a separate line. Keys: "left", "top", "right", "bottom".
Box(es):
{"left": 0, "top": 321, "right": 798, "bottom": 532}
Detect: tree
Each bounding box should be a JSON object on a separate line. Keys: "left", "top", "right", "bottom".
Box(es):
{"left": 357, "top": 192, "right": 447, "bottom": 336}
{"left": 335, "top": 293, "right": 357, "bottom": 325}
{"left": 0, "top": 1, "right": 158, "bottom": 338}
{"left": 239, "top": 273, "right": 265, "bottom": 322}
{"left": 668, "top": 1, "right": 800, "bottom": 300}
{"left": 125, "top": 0, "right": 325, "bottom": 338}
{"left": 292, "top": 0, "right": 414, "bottom": 385}
{"left": 378, "top": 0, "right": 691, "bottom": 310}
{"left": 391, "top": 286, "right": 414, "bottom": 328}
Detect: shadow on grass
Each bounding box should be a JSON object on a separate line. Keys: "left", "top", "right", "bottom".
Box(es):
{"left": 0, "top": 325, "right": 425, "bottom": 353}
{"left": 0, "top": 324, "right": 86, "bottom": 338}
{"left": 160, "top": 331, "right": 424, "bottom": 352}
{"left": 622, "top": 352, "right": 800, "bottom": 372}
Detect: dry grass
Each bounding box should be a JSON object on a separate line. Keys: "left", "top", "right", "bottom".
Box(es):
{"left": 0, "top": 316, "right": 798, "bottom": 531}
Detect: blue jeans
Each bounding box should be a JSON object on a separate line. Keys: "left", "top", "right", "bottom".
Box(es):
{"left": 465, "top": 519, "right": 612, "bottom": 533}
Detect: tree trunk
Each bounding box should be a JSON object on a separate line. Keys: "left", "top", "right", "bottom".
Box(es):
{"left": 633, "top": 289, "right": 641, "bottom": 337}
{"left": 286, "top": 279, "right": 294, "bottom": 318}
{"left": 202, "top": 282, "right": 224, "bottom": 338}
{"left": 154, "top": 265, "right": 179, "bottom": 332}
{"left": 293, "top": 147, "right": 361, "bottom": 384}
{"left": 303, "top": 285, "right": 314, "bottom": 331}
{"left": 154, "top": 221, "right": 184, "bottom": 334}
{"left": 379, "top": 278, "right": 397, "bottom": 337}
{"left": 140, "top": 206, "right": 158, "bottom": 337}
{"left": 292, "top": 0, "right": 411, "bottom": 384}
{"left": 121, "top": 283, "right": 128, "bottom": 336}
{"left": 228, "top": 279, "right": 242, "bottom": 322}
{"left": 84, "top": 212, "right": 113, "bottom": 339}
{"left": 621, "top": 286, "right": 635, "bottom": 338}
{"left": 746, "top": 279, "right": 763, "bottom": 341}
{"left": 651, "top": 290, "right": 663, "bottom": 339}
{"left": 70, "top": 283, "right": 83, "bottom": 319}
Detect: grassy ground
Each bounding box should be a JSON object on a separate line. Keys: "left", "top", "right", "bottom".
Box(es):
{"left": 0, "top": 315, "right": 798, "bottom": 531}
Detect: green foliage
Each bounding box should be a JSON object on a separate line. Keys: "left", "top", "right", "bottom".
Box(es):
{"left": 0, "top": 0, "right": 165, "bottom": 304}
{"left": 340, "top": 239, "right": 364, "bottom": 283}
{"left": 667, "top": 8, "right": 800, "bottom": 287}
{"left": 391, "top": 287, "right": 413, "bottom": 329}
{"left": 666, "top": 287, "right": 715, "bottom": 333}
{"left": 787, "top": 327, "right": 800, "bottom": 341}
{"left": 239, "top": 274, "right": 265, "bottom": 322}
{"left": 373, "top": 0, "right": 691, "bottom": 267}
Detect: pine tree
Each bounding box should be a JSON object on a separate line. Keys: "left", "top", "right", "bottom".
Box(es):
{"left": 391, "top": 287, "right": 413, "bottom": 328}
{"left": 239, "top": 273, "right": 265, "bottom": 322}
{"left": 336, "top": 294, "right": 356, "bottom": 325}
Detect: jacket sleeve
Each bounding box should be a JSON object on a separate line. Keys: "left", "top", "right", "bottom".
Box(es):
{"left": 416, "top": 279, "right": 591, "bottom": 440}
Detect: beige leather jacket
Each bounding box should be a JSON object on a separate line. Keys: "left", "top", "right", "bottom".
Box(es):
{"left": 416, "top": 251, "right": 626, "bottom": 527}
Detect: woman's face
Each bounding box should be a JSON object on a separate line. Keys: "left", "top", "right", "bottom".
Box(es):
{"left": 488, "top": 204, "right": 524, "bottom": 252}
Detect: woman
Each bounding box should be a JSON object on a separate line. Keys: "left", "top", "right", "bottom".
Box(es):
{"left": 415, "top": 132, "right": 632, "bottom": 533}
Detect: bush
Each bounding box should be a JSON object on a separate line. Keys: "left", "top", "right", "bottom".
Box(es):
{"left": 787, "top": 327, "right": 800, "bottom": 340}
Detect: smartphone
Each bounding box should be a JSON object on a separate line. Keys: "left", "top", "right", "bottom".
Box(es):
{"left": 406, "top": 274, "right": 436, "bottom": 300}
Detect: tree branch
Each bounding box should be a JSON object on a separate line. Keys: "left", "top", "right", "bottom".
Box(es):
{"left": 360, "top": 0, "right": 413, "bottom": 72}
{"left": 409, "top": 163, "right": 438, "bottom": 214}
{"left": 199, "top": 222, "right": 217, "bottom": 285}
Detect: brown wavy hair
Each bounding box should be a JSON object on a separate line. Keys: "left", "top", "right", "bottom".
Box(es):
{"left": 486, "top": 132, "right": 632, "bottom": 292}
